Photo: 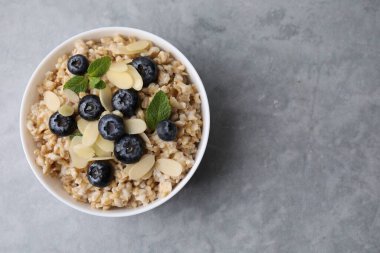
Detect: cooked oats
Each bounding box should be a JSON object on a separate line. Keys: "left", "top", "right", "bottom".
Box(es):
{"left": 27, "top": 35, "right": 202, "bottom": 209}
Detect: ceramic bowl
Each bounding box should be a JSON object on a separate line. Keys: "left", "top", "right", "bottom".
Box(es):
{"left": 19, "top": 27, "right": 210, "bottom": 217}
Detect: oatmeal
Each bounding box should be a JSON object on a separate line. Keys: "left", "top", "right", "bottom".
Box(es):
{"left": 26, "top": 35, "right": 202, "bottom": 210}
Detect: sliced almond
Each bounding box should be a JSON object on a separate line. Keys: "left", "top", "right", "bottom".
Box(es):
{"left": 156, "top": 159, "right": 183, "bottom": 177}
{"left": 109, "top": 62, "right": 128, "bottom": 72}
{"left": 58, "top": 104, "right": 74, "bottom": 117}
{"left": 99, "top": 84, "right": 113, "bottom": 112}
{"left": 110, "top": 44, "right": 129, "bottom": 55}
{"left": 141, "top": 169, "right": 153, "bottom": 180}
{"left": 124, "top": 118, "right": 147, "bottom": 134}
{"left": 101, "top": 110, "right": 111, "bottom": 117}
{"left": 94, "top": 142, "right": 111, "bottom": 157}
{"left": 71, "top": 155, "right": 88, "bottom": 168}
{"left": 69, "top": 136, "right": 88, "bottom": 168}
{"left": 139, "top": 133, "right": 151, "bottom": 145}
{"left": 82, "top": 121, "right": 99, "bottom": 146}
{"left": 63, "top": 88, "right": 79, "bottom": 103}
{"left": 70, "top": 136, "right": 82, "bottom": 147}
{"left": 77, "top": 118, "right": 90, "bottom": 134}
{"left": 129, "top": 154, "right": 155, "bottom": 180}
{"left": 127, "top": 65, "right": 143, "bottom": 91}
{"left": 112, "top": 110, "right": 124, "bottom": 117}
{"left": 96, "top": 136, "right": 114, "bottom": 153}
{"left": 123, "top": 164, "right": 134, "bottom": 176}
{"left": 44, "top": 91, "right": 60, "bottom": 111}
{"left": 88, "top": 156, "right": 114, "bottom": 161}
{"left": 106, "top": 71, "right": 133, "bottom": 89}
{"left": 126, "top": 40, "right": 150, "bottom": 53}
{"left": 73, "top": 144, "right": 95, "bottom": 159}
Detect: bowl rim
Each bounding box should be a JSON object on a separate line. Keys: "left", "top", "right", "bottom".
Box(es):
{"left": 19, "top": 27, "right": 210, "bottom": 217}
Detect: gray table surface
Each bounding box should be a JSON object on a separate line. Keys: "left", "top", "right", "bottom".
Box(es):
{"left": 1, "top": 0, "right": 380, "bottom": 252}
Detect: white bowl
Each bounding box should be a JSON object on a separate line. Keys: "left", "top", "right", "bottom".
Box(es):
{"left": 19, "top": 27, "right": 210, "bottom": 217}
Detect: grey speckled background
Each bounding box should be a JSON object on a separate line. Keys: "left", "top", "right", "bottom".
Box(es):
{"left": 1, "top": 0, "right": 380, "bottom": 252}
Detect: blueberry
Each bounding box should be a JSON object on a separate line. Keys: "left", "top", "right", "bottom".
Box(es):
{"left": 156, "top": 120, "right": 177, "bottom": 141}
{"left": 67, "top": 54, "right": 89, "bottom": 75}
{"left": 78, "top": 95, "right": 105, "bottom": 121}
{"left": 112, "top": 89, "right": 138, "bottom": 117}
{"left": 87, "top": 161, "right": 114, "bottom": 187}
{"left": 49, "top": 112, "right": 77, "bottom": 137}
{"left": 131, "top": 57, "right": 158, "bottom": 87}
{"left": 98, "top": 114, "right": 125, "bottom": 140}
{"left": 114, "top": 134, "right": 145, "bottom": 164}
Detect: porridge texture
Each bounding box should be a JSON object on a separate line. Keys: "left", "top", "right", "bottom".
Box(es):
{"left": 26, "top": 35, "right": 202, "bottom": 209}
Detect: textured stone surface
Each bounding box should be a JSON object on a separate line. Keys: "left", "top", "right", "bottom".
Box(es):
{"left": 1, "top": 0, "right": 380, "bottom": 252}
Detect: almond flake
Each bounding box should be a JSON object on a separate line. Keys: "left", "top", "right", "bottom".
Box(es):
{"left": 129, "top": 154, "right": 155, "bottom": 180}
{"left": 94, "top": 142, "right": 111, "bottom": 157}
{"left": 139, "top": 133, "right": 151, "bottom": 146}
{"left": 77, "top": 118, "right": 90, "bottom": 134}
{"left": 127, "top": 65, "right": 143, "bottom": 91}
{"left": 101, "top": 110, "right": 111, "bottom": 117}
{"left": 73, "top": 144, "right": 95, "bottom": 159}
{"left": 63, "top": 88, "right": 79, "bottom": 103}
{"left": 110, "top": 45, "right": 129, "bottom": 55}
{"left": 88, "top": 156, "right": 114, "bottom": 161}
{"left": 126, "top": 40, "right": 150, "bottom": 53}
{"left": 82, "top": 121, "right": 99, "bottom": 146}
{"left": 44, "top": 91, "right": 60, "bottom": 111}
{"left": 123, "top": 164, "right": 133, "bottom": 176}
{"left": 96, "top": 136, "right": 114, "bottom": 152}
{"left": 124, "top": 118, "right": 147, "bottom": 134}
{"left": 112, "top": 110, "right": 123, "bottom": 117}
{"left": 58, "top": 104, "right": 74, "bottom": 116}
{"left": 109, "top": 62, "right": 128, "bottom": 72}
{"left": 99, "top": 83, "right": 113, "bottom": 111}
{"left": 106, "top": 70, "right": 133, "bottom": 89}
{"left": 69, "top": 136, "right": 88, "bottom": 168}
{"left": 141, "top": 169, "right": 153, "bottom": 180}
{"left": 156, "top": 159, "right": 183, "bottom": 177}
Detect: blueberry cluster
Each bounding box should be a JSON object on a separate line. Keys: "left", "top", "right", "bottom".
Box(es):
{"left": 48, "top": 54, "right": 178, "bottom": 188}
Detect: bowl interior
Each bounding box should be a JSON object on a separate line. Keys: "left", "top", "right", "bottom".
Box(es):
{"left": 20, "top": 27, "right": 210, "bottom": 217}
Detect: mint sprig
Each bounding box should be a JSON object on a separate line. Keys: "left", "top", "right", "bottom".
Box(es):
{"left": 63, "top": 76, "right": 88, "bottom": 93}
{"left": 89, "top": 77, "right": 106, "bottom": 89}
{"left": 87, "top": 56, "right": 111, "bottom": 77}
{"left": 64, "top": 56, "right": 111, "bottom": 93}
{"left": 145, "top": 91, "right": 171, "bottom": 130}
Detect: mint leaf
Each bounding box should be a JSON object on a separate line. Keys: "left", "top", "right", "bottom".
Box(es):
{"left": 95, "top": 80, "right": 106, "bottom": 89}
{"left": 146, "top": 91, "right": 171, "bottom": 130}
{"left": 87, "top": 56, "right": 111, "bottom": 77}
{"left": 89, "top": 77, "right": 106, "bottom": 89}
{"left": 94, "top": 80, "right": 106, "bottom": 89}
{"left": 89, "top": 76, "right": 100, "bottom": 87}
{"left": 63, "top": 76, "right": 88, "bottom": 93}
